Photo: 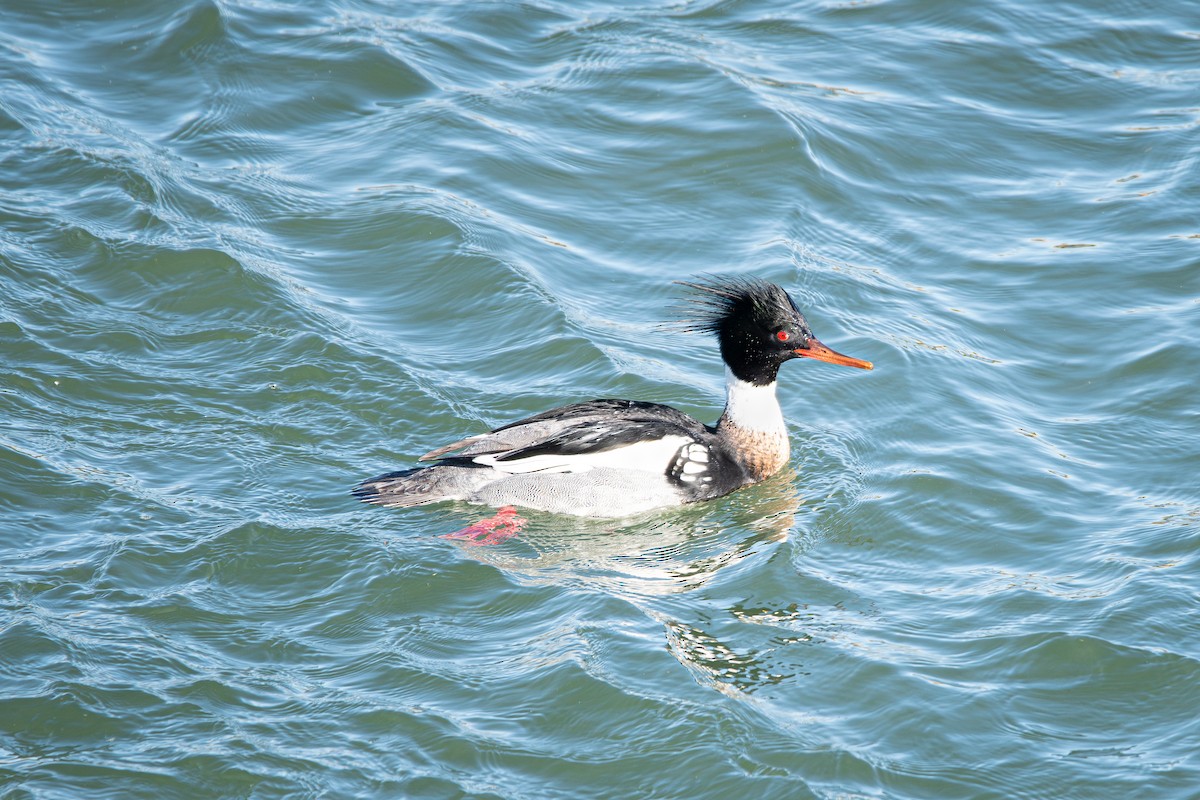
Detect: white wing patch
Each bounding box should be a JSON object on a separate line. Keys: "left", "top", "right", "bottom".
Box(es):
{"left": 473, "top": 435, "right": 692, "bottom": 476}
{"left": 670, "top": 442, "right": 715, "bottom": 485}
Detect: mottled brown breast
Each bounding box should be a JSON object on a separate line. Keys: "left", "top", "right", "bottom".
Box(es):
{"left": 718, "top": 418, "right": 790, "bottom": 482}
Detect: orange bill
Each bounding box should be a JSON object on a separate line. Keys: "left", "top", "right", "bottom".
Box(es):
{"left": 795, "top": 337, "right": 874, "bottom": 370}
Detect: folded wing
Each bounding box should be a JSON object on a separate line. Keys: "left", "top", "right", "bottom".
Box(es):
{"left": 420, "top": 399, "right": 709, "bottom": 476}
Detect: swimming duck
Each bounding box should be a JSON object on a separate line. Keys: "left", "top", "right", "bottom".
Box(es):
{"left": 353, "top": 276, "right": 872, "bottom": 517}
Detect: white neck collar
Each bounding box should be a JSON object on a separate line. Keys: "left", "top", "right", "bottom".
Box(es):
{"left": 721, "top": 366, "right": 785, "bottom": 434}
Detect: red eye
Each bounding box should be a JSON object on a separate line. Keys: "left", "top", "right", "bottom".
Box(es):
{"left": 776, "top": 330, "right": 790, "bottom": 342}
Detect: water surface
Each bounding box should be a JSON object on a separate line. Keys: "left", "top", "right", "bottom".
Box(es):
{"left": 2, "top": 1, "right": 1198, "bottom": 798}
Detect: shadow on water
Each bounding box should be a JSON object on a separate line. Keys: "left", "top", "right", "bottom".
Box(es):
{"left": 418, "top": 468, "right": 843, "bottom": 698}
{"left": 436, "top": 467, "right": 804, "bottom": 595}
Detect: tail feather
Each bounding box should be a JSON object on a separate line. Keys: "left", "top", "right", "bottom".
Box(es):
{"left": 352, "top": 462, "right": 495, "bottom": 508}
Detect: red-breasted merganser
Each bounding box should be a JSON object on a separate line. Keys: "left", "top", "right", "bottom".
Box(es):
{"left": 353, "top": 277, "right": 873, "bottom": 518}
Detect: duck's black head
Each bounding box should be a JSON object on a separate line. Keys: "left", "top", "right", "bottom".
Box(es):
{"left": 675, "top": 275, "right": 873, "bottom": 386}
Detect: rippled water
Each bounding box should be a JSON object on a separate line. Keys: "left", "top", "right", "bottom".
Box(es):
{"left": 2, "top": 1, "right": 1198, "bottom": 798}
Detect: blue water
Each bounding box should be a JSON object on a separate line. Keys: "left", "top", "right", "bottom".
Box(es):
{"left": 2, "top": 1, "right": 1198, "bottom": 798}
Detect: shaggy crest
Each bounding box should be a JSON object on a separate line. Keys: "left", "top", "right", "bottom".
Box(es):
{"left": 670, "top": 274, "right": 807, "bottom": 335}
